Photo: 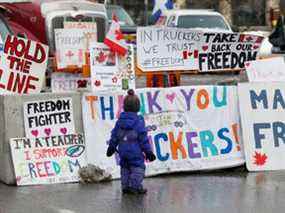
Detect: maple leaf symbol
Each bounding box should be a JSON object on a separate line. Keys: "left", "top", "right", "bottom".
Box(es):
{"left": 115, "top": 29, "right": 124, "bottom": 40}
{"left": 246, "top": 36, "right": 253, "bottom": 42}
{"left": 96, "top": 51, "right": 107, "bottom": 63}
{"left": 253, "top": 151, "right": 267, "bottom": 166}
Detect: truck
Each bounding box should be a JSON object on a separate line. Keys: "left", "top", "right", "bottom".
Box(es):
{"left": 0, "top": 0, "right": 108, "bottom": 55}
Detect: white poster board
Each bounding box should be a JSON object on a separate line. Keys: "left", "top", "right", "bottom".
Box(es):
{"left": 82, "top": 86, "right": 245, "bottom": 178}
{"left": 238, "top": 83, "right": 285, "bottom": 171}
{"left": 90, "top": 43, "right": 135, "bottom": 92}
{"left": 23, "top": 98, "right": 75, "bottom": 138}
{"left": 0, "top": 35, "right": 48, "bottom": 94}
{"left": 246, "top": 57, "right": 285, "bottom": 82}
{"left": 10, "top": 134, "right": 87, "bottom": 185}
{"left": 137, "top": 27, "right": 263, "bottom": 72}
{"left": 54, "top": 28, "right": 96, "bottom": 69}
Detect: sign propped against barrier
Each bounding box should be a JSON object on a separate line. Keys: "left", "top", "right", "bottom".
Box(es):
{"left": 10, "top": 134, "right": 87, "bottom": 186}
{"left": 137, "top": 27, "right": 263, "bottom": 72}
{"left": 90, "top": 43, "right": 135, "bottom": 92}
{"left": 82, "top": 86, "right": 245, "bottom": 178}
{"left": 51, "top": 73, "right": 91, "bottom": 92}
{"left": 245, "top": 57, "right": 285, "bottom": 82}
{"left": 23, "top": 98, "right": 75, "bottom": 138}
{"left": 54, "top": 28, "right": 97, "bottom": 69}
{"left": 0, "top": 35, "right": 48, "bottom": 94}
{"left": 238, "top": 83, "right": 285, "bottom": 171}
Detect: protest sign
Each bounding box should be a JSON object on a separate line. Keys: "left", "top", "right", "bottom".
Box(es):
{"left": 0, "top": 35, "right": 48, "bottom": 94}
{"left": 10, "top": 134, "right": 86, "bottom": 185}
{"left": 238, "top": 83, "right": 285, "bottom": 171}
{"left": 54, "top": 28, "right": 96, "bottom": 69}
{"left": 90, "top": 43, "right": 135, "bottom": 92}
{"left": 23, "top": 98, "right": 75, "bottom": 138}
{"left": 51, "top": 73, "right": 91, "bottom": 92}
{"left": 245, "top": 57, "right": 285, "bottom": 82}
{"left": 137, "top": 27, "right": 263, "bottom": 72}
{"left": 82, "top": 86, "right": 245, "bottom": 178}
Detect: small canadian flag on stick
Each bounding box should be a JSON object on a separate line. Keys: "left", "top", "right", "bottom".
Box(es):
{"left": 104, "top": 14, "right": 128, "bottom": 56}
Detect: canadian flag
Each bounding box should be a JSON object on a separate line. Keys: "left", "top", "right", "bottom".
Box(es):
{"left": 104, "top": 15, "right": 128, "bottom": 56}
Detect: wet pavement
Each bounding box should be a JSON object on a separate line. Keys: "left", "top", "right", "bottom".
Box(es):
{"left": 0, "top": 171, "right": 285, "bottom": 213}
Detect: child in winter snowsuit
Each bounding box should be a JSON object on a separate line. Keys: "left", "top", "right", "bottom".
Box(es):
{"left": 106, "top": 89, "right": 156, "bottom": 194}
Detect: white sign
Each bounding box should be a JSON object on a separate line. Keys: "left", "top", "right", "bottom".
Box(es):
{"left": 137, "top": 27, "right": 263, "bottom": 72}
{"left": 82, "top": 86, "right": 245, "bottom": 178}
{"left": 90, "top": 43, "right": 135, "bottom": 92}
{"left": 246, "top": 57, "right": 285, "bottom": 82}
{"left": 51, "top": 73, "right": 91, "bottom": 92}
{"left": 0, "top": 35, "right": 48, "bottom": 94}
{"left": 23, "top": 98, "right": 75, "bottom": 138}
{"left": 10, "top": 134, "right": 87, "bottom": 186}
{"left": 54, "top": 28, "right": 96, "bottom": 69}
{"left": 238, "top": 83, "right": 285, "bottom": 171}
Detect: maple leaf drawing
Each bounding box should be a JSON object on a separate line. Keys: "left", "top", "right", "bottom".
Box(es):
{"left": 253, "top": 151, "right": 267, "bottom": 166}
{"left": 96, "top": 51, "right": 107, "bottom": 63}
{"left": 115, "top": 29, "right": 124, "bottom": 40}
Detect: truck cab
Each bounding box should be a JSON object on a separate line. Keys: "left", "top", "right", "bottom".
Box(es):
{"left": 0, "top": 0, "right": 108, "bottom": 55}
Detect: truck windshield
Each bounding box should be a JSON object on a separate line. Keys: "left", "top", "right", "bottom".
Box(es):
{"left": 0, "top": 16, "right": 11, "bottom": 42}
{"left": 107, "top": 6, "right": 135, "bottom": 26}
{"left": 177, "top": 15, "right": 229, "bottom": 30}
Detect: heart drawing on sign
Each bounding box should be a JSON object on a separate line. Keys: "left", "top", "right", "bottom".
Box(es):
{"left": 60, "top": 128, "right": 67, "bottom": 135}
{"left": 31, "top": 130, "right": 39, "bottom": 137}
{"left": 44, "top": 128, "right": 51, "bottom": 136}
{"left": 166, "top": 93, "right": 176, "bottom": 104}
{"left": 253, "top": 45, "right": 259, "bottom": 50}
{"left": 245, "top": 62, "right": 250, "bottom": 67}
{"left": 95, "top": 80, "right": 101, "bottom": 87}
{"left": 202, "top": 46, "right": 208, "bottom": 51}
{"left": 77, "top": 80, "right": 87, "bottom": 88}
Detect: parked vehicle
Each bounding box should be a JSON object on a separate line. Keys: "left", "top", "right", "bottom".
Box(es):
{"left": 161, "top": 9, "right": 232, "bottom": 32}
{"left": 0, "top": 0, "right": 108, "bottom": 54}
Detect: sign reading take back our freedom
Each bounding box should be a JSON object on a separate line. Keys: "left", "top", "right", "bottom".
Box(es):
{"left": 137, "top": 27, "right": 263, "bottom": 72}
{"left": 238, "top": 83, "right": 285, "bottom": 171}
{"left": 23, "top": 98, "right": 75, "bottom": 138}
{"left": 82, "top": 86, "right": 245, "bottom": 178}
{"left": 0, "top": 35, "right": 48, "bottom": 94}
{"left": 10, "top": 134, "right": 87, "bottom": 186}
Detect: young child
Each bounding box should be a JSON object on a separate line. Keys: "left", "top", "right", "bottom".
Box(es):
{"left": 106, "top": 89, "right": 156, "bottom": 194}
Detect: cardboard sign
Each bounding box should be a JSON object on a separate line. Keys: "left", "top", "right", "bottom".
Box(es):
{"left": 0, "top": 35, "right": 48, "bottom": 94}
{"left": 54, "top": 28, "right": 96, "bottom": 69}
{"left": 246, "top": 57, "right": 285, "bottom": 82}
{"left": 82, "top": 86, "right": 245, "bottom": 178}
{"left": 238, "top": 83, "right": 285, "bottom": 171}
{"left": 10, "top": 134, "right": 87, "bottom": 185}
{"left": 23, "top": 98, "right": 75, "bottom": 138}
{"left": 51, "top": 73, "right": 91, "bottom": 92}
{"left": 137, "top": 27, "right": 263, "bottom": 72}
{"left": 90, "top": 43, "right": 135, "bottom": 92}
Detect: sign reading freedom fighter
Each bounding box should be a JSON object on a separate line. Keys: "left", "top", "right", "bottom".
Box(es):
{"left": 23, "top": 98, "right": 75, "bottom": 138}
{"left": 0, "top": 35, "right": 49, "bottom": 94}
{"left": 137, "top": 27, "right": 263, "bottom": 72}
{"left": 82, "top": 86, "right": 245, "bottom": 178}
{"left": 238, "top": 83, "right": 285, "bottom": 171}
{"left": 10, "top": 134, "right": 87, "bottom": 186}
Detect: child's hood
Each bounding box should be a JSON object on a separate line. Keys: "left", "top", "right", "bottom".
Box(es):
{"left": 117, "top": 112, "right": 141, "bottom": 130}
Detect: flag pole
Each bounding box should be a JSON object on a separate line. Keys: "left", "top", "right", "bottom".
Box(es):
{"left": 145, "top": 0, "right": 148, "bottom": 25}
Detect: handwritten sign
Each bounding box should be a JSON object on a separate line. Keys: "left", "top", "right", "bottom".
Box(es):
{"left": 0, "top": 35, "right": 48, "bottom": 94}
{"left": 238, "top": 83, "right": 285, "bottom": 171}
{"left": 82, "top": 86, "right": 245, "bottom": 178}
{"left": 54, "top": 29, "right": 96, "bottom": 69}
{"left": 23, "top": 98, "right": 75, "bottom": 138}
{"left": 137, "top": 27, "right": 263, "bottom": 72}
{"left": 245, "top": 57, "right": 285, "bottom": 82}
{"left": 51, "top": 73, "right": 91, "bottom": 92}
{"left": 10, "top": 134, "right": 87, "bottom": 185}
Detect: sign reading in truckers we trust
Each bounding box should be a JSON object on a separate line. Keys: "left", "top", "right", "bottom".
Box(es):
{"left": 137, "top": 27, "right": 263, "bottom": 72}
{"left": 23, "top": 98, "right": 75, "bottom": 138}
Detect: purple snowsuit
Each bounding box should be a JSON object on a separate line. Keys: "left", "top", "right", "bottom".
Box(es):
{"left": 108, "top": 112, "right": 152, "bottom": 190}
